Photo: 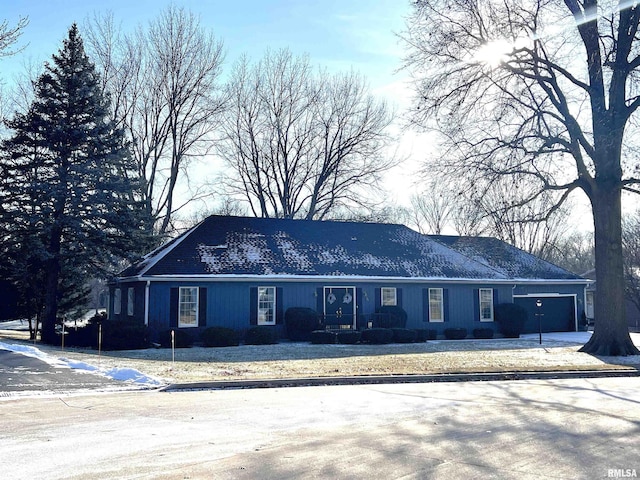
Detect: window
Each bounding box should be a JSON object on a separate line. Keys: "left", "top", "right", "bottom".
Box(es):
{"left": 429, "top": 288, "right": 444, "bottom": 322}
{"left": 258, "top": 287, "right": 276, "bottom": 325}
{"left": 381, "top": 287, "right": 397, "bottom": 306}
{"left": 127, "top": 288, "right": 135, "bottom": 316}
{"left": 113, "top": 288, "right": 121, "bottom": 315}
{"left": 179, "top": 287, "right": 199, "bottom": 328}
{"left": 479, "top": 288, "right": 494, "bottom": 322}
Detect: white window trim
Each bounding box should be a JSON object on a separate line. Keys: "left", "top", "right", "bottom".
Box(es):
{"left": 113, "top": 288, "right": 121, "bottom": 315}
{"left": 381, "top": 287, "right": 397, "bottom": 306}
{"left": 428, "top": 288, "right": 444, "bottom": 322}
{"left": 257, "top": 286, "right": 276, "bottom": 325}
{"left": 178, "top": 286, "right": 199, "bottom": 328}
{"left": 127, "top": 287, "right": 135, "bottom": 316}
{"left": 479, "top": 288, "right": 494, "bottom": 322}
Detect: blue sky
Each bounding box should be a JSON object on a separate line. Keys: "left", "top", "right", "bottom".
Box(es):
{"left": 1, "top": 1, "right": 423, "bottom": 208}
{"left": 2, "top": 0, "right": 411, "bottom": 93}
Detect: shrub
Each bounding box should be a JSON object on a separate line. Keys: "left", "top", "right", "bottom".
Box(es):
{"left": 244, "top": 326, "right": 279, "bottom": 345}
{"left": 62, "top": 324, "right": 97, "bottom": 348}
{"left": 361, "top": 328, "right": 394, "bottom": 344}
{"left": 201, "top": 326, "right": 240, "bottom": 347}
{"left": 310, "top": 330, "right": 336, "bottom": 344}
{"left": 285, "top": 307, "right": 321, "bottom": 341}
{"left": 374, "top": 306, "right": 408, "bottom": 328}
{"left": 495, "top": 303, "right": 528, "bottom": 338}
{"left": 391, "top": 328, "right": 417, "bottom": 343}
{"left": 336, "top": 330, "right": 361, "bottom": 344}
{"left": 159, "top": 329, "right": 194, "bottom": 348}
{"left": 100, "top": 321, "right": 150, "bottom": 350}
{"left": 472, "top": 328, "right": 494, "bottom": 339}
{"left": 444, "top": 328, "right": 467, "bottom": 340}
{"left": 413, "top": 329, "right": 430, "bottom": 342}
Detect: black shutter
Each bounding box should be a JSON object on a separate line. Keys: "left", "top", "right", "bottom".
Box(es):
{"left": 316, "top": 287, "right": 324, "bottom": 315}
{"left": 250, "top": 287, "right": 258, "bottom": 325}
{"left": 396, "top": 288, "right": 403, "bottom": 308}
{"left": 422, "top": 288, "right": 429, "bottom": 322}
{"left": 492, "top": 289, "right": 498, "bottom": 321}
{"left": 375, "top": 288, "right": 381, "bottom": 309}
{"left": 473, "top": 289, "right": 480, "bottom": 322}
{"left": 356, "top": 287, "right": 363, "bottom": 329}
{"left": 198, "top": 287, "right": 207, "bottom": 327}
{"left": 170, "top": 288, "right": 178, "bottom": 328}
{"left": 443, "top": 289, "right": 449, "bottom": 322}
{"left": 276, "top": 287, "right": 284, "bottom": 325}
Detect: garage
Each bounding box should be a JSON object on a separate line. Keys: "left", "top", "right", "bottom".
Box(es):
{"left": 513, "top": 295, "right": 577, "bottom": 333}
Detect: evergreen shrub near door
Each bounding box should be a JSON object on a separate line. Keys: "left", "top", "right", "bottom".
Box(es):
{"left": 444, "top": 328, "right": 467, "bottom": 340}
{"left": 391, "top": 328, "right": 417, "bottom": 343}
{"left": 310, "top": 330, "right": 336, "bottom": 344}
{"left": 244, "top": 326, "right": 279, "bottom": 345}
{"left": 285, "top": 307, "right": 321, "bottom": 341}
{"left": 495, "top": 303, "right": 528, "bottom": 338}
{"left": 159, "top": 329, "right": 193, "bottom": 348}
{"left": 374, "top": 306, "right": 408, "bottom": 328}
{"left": 472, "top": 328, "right": 494, "bottom": 339}
{"left": 336, "top": 330, "right": 361, "bottom": 344}
{"left": 201, "top": 326, "right": 240, "bottom": 347}
{"left": 361, "top": 328, "right": 394, "bottom": 344}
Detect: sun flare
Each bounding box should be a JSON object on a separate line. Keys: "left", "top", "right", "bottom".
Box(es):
{"left": 474, "top": 38, "right": 513, "bottom": 68}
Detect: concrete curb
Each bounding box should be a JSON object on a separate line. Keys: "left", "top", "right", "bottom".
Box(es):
{"left": 161, "top": 368, "right": 640, "bottom": 392}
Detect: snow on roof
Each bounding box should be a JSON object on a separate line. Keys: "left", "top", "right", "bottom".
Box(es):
{"left": 118, "top": 216, "right": 584, "bottom": 281}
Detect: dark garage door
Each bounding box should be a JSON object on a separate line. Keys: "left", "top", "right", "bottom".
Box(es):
{"left": 514, "top": 296, "right": 576, "bottom": 333}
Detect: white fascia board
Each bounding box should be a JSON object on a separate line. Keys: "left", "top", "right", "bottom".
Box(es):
{"left": 133, "top": 222, "right": 203, "bottom": 277}
{"left": 135, "top": 274, "right": 589, "bottom": 285}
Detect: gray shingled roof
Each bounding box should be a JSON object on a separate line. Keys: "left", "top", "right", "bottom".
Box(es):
{"left": 118, "top": 216, "right": 584, "bottom": 281}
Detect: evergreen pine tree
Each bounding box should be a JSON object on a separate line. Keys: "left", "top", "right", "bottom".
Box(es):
{"left": 1, "top": 24, "right": 150, "bottom": 343}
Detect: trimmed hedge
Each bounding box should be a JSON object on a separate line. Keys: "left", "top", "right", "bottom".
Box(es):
{"left": 374, "top": 306, "right": 408, "bottom": 328}
{"left": 244, "top": 326, "right": 279, "bottom": 345}
{"left": 60, "top": 316, "right": 149, "bottom": 350}
{"left": 413, "top": 329, "right": 430, "bottom": 342}
{"left": 472, "top": 328, "right": 494, "bottom": 339}
{"left": 444, "top": 328, "right": 467, "bottom": 340}
{"left": 495, "top": 303, "right": 528, "bottom": 338}
{"left": 201, "top": 326, "right": 240, "bottom": 347}
{"left": 159, "top": 329, "right": 193, "bottom": 348}
{"left": 100, "top": 321, "right": 150, "bottom": 350}
{"left": 336, "top": 330, "right": 361, "bottom": 344}
{"left": 310, "top": 330, "right": 336, "bottom": 344}
{"left": 391, "top": 328, "right": 417, "bottom": 343}
{"left": 361, "top": 328, "right": 394, "bottom": 344}
{"left": 285, "top": 307, "right": 321, "bottom": 341}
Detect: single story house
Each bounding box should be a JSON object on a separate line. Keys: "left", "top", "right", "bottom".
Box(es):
{"left": 109, "top": 215, "right": 589, "bottom": 338}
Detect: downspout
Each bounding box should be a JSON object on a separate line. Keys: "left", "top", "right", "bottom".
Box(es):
{"left": 144, "top": 281, "right": 150, "bottom": 326}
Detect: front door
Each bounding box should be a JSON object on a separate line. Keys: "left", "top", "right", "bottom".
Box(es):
{"left": 323, "top": 287, "right": 356, "bottom": 328}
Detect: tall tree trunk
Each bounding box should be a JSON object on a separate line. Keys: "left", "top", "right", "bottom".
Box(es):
{"left": 40, "top": 258, "right": 60, "bottom": 344}
{"left": 40, "top": 225, "right": 62, "bottom": 344}
{"left": 580, "top": 186, "right": 639, "bottom": 355}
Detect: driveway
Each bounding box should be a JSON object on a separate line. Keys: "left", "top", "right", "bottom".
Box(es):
{"left": 2, "top": 377, "right": 639, "bottom": 479}
{"left": 0, "top": 347, "right": 155, "bottom": 398}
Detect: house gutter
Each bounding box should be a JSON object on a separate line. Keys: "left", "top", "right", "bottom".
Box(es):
{"left": 124, "top": 274, "right": 590, "bottom": 286}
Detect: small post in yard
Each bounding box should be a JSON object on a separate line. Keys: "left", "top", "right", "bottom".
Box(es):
{"left": 61, "top": 321, "right": 65, "bottom": 351}
{"left": 171, "top": 329, "right": 175, "bottom": 366}
{"left": 536, "top": 299, "right": 544, "bottom": 345}
{"left": 98, "top": 323, "right": 103, "bottom": 357}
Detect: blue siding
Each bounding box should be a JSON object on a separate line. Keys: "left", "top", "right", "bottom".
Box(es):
{"left": 146, "top": 280, "right": 522, "bottom": 335}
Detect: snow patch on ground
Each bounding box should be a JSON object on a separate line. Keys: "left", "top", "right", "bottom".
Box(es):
{"left": 0, "top": 341, "right": 163, "bottom": 386}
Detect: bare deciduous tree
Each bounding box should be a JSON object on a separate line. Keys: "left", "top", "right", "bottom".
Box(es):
{"left": 0, "top": 17, "right": 27, "bottom": 58}
{"left": 403, "top": 0, "right": 640, "bottom": 354}
{"left": 218, "top": 49, "right": 395, "bottom": 220}
{"left": 84, "top": 7, "right": 225, "bottom": 236}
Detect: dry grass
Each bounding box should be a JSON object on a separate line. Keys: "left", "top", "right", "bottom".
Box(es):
{"left": 3, "top": 328, "right": 639, "bottom": 385}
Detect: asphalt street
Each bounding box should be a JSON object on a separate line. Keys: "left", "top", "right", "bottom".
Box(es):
{"left": 0, "top": 349, "right": 128, "bottom": 397}
{"left": 2, "top": 376, "right": 640, "bottom": 479}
